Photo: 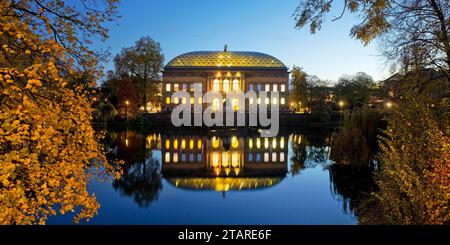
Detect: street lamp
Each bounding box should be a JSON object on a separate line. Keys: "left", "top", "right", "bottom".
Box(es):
{"left": 125, "top": 100, "right": 129, "bottom": 120}
{"left": 338, "top": 100, "right": 345, "bottom": 123}
{"left": 385, "top": 101, "right": 393, "bottom": 109}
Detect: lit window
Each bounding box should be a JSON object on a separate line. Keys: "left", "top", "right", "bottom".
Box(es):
{"left": 249, "top": 98, "right": 254, "bottom": 104}
{"left": 181, "top": 139, "right": 186, "bottom": 150}
{"left": 190, "top": 84, "right": 195, "bottom": 92}
{"left": 272, "top": 138, "right": 277, "bottom": 149}
{"left": 232, "top": 79, "right": 239, "bottom": 91}
{"left": 281, "top": 97, "right": 285, "bottom": 105}
{"left": 232, "top": 99, "right": 239, "bottom": 111}
{"left": 257, "top": 84, "right": 262, "bottom": 91}
{"left": 280, "top": 152, "right": 285, "bottom": 162}
{"left": 264, "top": 153, "right": 269, "bottom": 162}
{"left": 272, "top": 97, "right": 278, "bottom": 104}
{"left": 198, "top": 97, "right": 202, "bottom": 104}
{"left": 265, "top": 97, "right": 270, "bottom": 105}
{"left": 165, "top": 152, "right": 170, "bottom": 162}
{"left": 281, "top": 84, "right": 286, "bottom": 92}
{"left": 265, "top": 84, "right": 270, "bottom": 92}
{"left": 173, "top": 153, "right": 178, "bottom": 163}
{"left": 190, "top": 97, "right": 194, "bottom": 104}
{"left": 181, "top": 154, "right": 186, "bottom": 162}
{"left": 280, "top": 137, "right": 285, "bottom": 149}
{"left": 212, "top": 98, "right": 220, "bottom": 111}
{"left": 256, "top": 138, "right": 261, "bottom": 149}
{"left": 273, "top": 84, "right": 278, "bottom": 92}
{"left": 182, "top": 97, "right": 187, "bottom": 104}
{"left": 248, "top": 138, "right": 253, "bottom": 149}
{"left": 182, "top": 84, "right": 187, "bottom": 91}
{"left": 173, "top": 139, "right": 178, "bottom": 149}
{"left": 257, "top": 98, "right": 261, "bottom": 104}
{"left": 174, "top": 83, "right": 179, "bottom": 92}
{"left": 197, "top": 139, "right": 202, "bottom": 149}
{"left": 264, "top": 138, "right": 269, "bottom": 149}
{"left": 173, "top": 97, "right": 179, "bottom": 104}
{"left": 213, "top": 79, "right": 220, "bottom": 91}
{"left": 223, "top": 79, "right": 230, "bottom": 92}
{"left": 248, "top": 153, "right": 253, "bottom": 161}
{"left": 189, "top": 153, "right": 194, "bottom": 162}
{"left": 197, "top": 153, "right": 202, "bottom": 161}
{"left": 165, "top": 139, "right": 170, "bottom": 150}
{"left": 189, "top": 139, "right": 194, "bottom": 149}
{"left": 249, "top": 84, "right": 254, "bottom": 91}
{"left": 165, "top": 84, "right": 171, "bottom": 92}
{"left": 166, "top": 97, "right": 171, "bottom": 104}
{"left": 256, "top": 153, "right": 261, "bottom": 162}
{"left": 272, "top": 152, "right": 277, "bottom": 162}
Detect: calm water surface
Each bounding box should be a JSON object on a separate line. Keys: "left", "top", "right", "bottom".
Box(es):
{"left": 49, "top": 128, "right": 371, "bottom": 224}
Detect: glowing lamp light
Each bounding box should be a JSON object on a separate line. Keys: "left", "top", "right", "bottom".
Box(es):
{"left": 125, "top": 100, "right": 130, "bottom": 106}
{"left": 338, "top": 101, "right": 345, "bottom": 108}
{"left": 386, "top": 101, "right": 393, "bottom": 109}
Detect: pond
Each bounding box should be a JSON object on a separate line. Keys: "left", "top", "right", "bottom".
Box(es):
{"left": 48, "top": 127, "right": 374, "bottom": 224}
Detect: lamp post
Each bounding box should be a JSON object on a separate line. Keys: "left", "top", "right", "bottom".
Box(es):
{"left": 125, "top": 100, "right": 129, "bottom": 120}
{"left": 338, "top": 100, "right": 345, "bottom": 123}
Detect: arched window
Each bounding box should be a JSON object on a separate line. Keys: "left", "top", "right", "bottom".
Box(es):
{"left": 166, "top": 97, "right": 171, "bottom": 104}
{"left": 232, "top": 79, "right": 240, "bottom": 91}
{"left": 223, "top": 79, "right": 230, "bottom": 92}
{"left": 213, "top": 79, "right": 220, "bottom": 91}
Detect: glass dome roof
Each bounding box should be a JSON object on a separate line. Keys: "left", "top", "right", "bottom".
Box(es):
{"left": 165, "top": 51, "right": 287, "bottom": 69}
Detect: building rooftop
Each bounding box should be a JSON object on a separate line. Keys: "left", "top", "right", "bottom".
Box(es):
{"left": 165, "top": 51, "right": 287, "bottom": 70}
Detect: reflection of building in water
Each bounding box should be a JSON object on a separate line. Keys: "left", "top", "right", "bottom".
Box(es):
{"left": 161, "top": 134, "right": 288, "bottom": 192}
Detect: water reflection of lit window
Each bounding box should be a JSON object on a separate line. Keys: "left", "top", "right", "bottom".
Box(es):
{"left": 280, "top": 137, "right": 285, "bottom": 149}
{"left": 264, "top": 153, "right": 269, "bottom": 162}
{"left": 272, "top": 138, "right": 277, "bottom": 149}
{"left": 212, "top": 137, "right": 220, "bottom": 148}
{"left": 197, "top": 139, "right": 202, "bottom": 149}
{"left": 173, "top": 153, "right": 178, "bottom": 163}
{"left": 248, "top": 138, "right": 253, "bottom": 149}
{"left": 165, "top": 139, "right": 170, "bottom": 150}
{"left": 256, "top": 138, "right": 261, "bottom": 149}
{"left": 280, "top": 152, "right": 285, "bottom": 162}
{"left": 248, "top": 153, "right": 253, "bottom": 161}
{"left": 264, "top": 138, "right": 269, "bottom": 149}
{"left": 231, "top": 153, "right": 239, "bottom": 167}
{"left": 189, "top": 139, "right": 194, "bottom": 150}
{"left": 197, "top": 153, "right": 202, "bottom": 161}
{"left": 189, "top": 153, "right": 194, "bottom": 162}
{"left": 181, "top": 139, "right": 186, "bottom": 150}
{"left": 165, "top": 152, "right": 170, "bottom": 162}
{"left": 174, "top": 139, "right": 178, "bottom": 149}
{"left": 222, "top": 153, "right": 229, "bottom": 167}
{"left": 272, "top": 152, "right": 277, "bottom": 162}
{"left": 231, "top": 136, "right": 239, "bottom": 149}
{"left": 212, "top": 153, "right": 220, "bottom": 167}
{"left": 256, "top": 153, "right": 261, "bottom": 162}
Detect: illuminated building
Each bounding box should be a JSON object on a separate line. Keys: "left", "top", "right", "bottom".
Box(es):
{"left": 162, "top": 47, "right": 289, "bottom": 112}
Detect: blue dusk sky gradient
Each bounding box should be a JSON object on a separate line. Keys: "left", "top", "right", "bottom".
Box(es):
{"left": 96, "top": 0, "right": 391, "bottom": 82}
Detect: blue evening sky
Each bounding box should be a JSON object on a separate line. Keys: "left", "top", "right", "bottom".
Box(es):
{"left": 97, "top": 0, "right": 391, "bottom": 82}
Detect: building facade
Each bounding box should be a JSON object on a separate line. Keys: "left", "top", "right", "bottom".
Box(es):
{"left": 162, "top": 49, "right": 289, "bottom": 112}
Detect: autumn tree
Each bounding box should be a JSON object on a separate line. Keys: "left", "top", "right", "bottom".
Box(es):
{"left": 376, "top": 96, "right": 450, "bottom": 224}
{"left": 294, "top": 0, "right": 449, "bottom": 77}
{"left": 0, "top": 0, "right": 120, "bottom": 224}
{"left": 290, "top": 66, "right": 309, "bottom": 111}
{"left": 113, "top": 36, "right": 164, "bottom": 112}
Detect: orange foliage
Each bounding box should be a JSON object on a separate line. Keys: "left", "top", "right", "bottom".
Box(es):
{"left": 0, "top": 0, "right": 120, "bottom": 224}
